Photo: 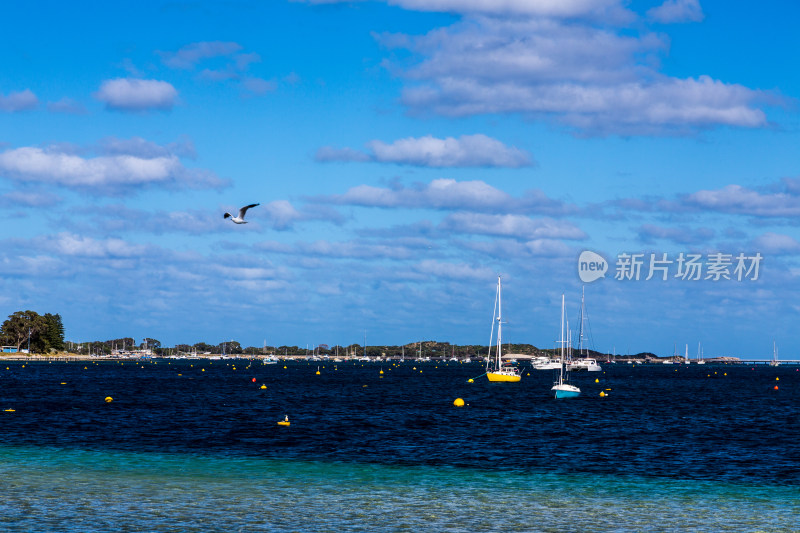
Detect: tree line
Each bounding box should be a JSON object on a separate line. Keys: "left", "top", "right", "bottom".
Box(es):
{"left": 2, "top": 310, "right": 589, "bottom": 358}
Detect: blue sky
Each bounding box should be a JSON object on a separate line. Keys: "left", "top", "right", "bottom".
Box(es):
{"left": 1, "top": 0, "right": 798, "bottom": 358}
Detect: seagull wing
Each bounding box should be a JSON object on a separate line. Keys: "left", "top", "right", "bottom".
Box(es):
{"left": 238, "top": 203, "right": 260, "bottom": 219}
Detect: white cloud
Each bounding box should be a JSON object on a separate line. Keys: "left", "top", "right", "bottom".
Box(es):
{"left": 98, "top": 136, "right": 197, "bottom": 159}
{"left": 413, "top": 259, "right": 494, "bottom": 280}
{"left": 637, "top": 223, "right": 715, "bottom": 244}
{"left": 307, "top": 0, "right": 632, "bottom": 20}
{"left": 0, "top": 89, "right": 38, "bottom": 112}
{"left": 378, "top": 11, "right": 775, "bottom": 135}
{"left": 440, "top": 213, "right": 586, "bottom": 240}
{"left": 752, "top": 232, "right": 800, "bottom": 255}
{"left": 326, "top": 178, "right": 571, "bottom": 215}
{"left": 241, "top": 77, "right": 277, "bottom": 95}
{"left": 315, "top": 146, "right": 372, "bottom": 163}
{"left": 159, "top": 41, "right": 243, "bottom": 69}
{"left": 317, "top": 134, "right": 532, "bottom": 167}
{"left": 0, "top": 189, "right": 61, "bottom": 208}
{"left": 685, "top": 184, "right": 800, "bottom": 217}
{"left": 256, "top": 239, "right": 416, "bottom": 260}
{"left": 0, "top": 143, "right": 227, "bottom": 195}
{"left": 212, "top": 264, "right": 281, "bottom": 281}
{"left": 372, "top": 134, "right": 532, "bottom": 167}
{"left": 461, "top": 237, "right": 572, "bottom": 258}
{"left": 647, "top": 0, "right": 704, "bottom": 24}
{"left": 263, "top": 200, "right": 303, "bottom": 230}
{"left": 159, "top": 41, "right": 273, "bottom": 97}
{"left": 94, "top": 78, "right": 178, "bottom": 111}
{"left": 390, "top": 0, "right": 632, "bottom": 21}
{"left": 47, "top": 97, "right": 87, "bottom": 114}
{"left": 47, "top": 232, "right": 150, "bottom": 258}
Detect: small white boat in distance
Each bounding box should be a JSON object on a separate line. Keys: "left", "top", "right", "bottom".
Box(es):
{"left": 552, "top": 293, "right": 580, "bottom": 399}
{"left": 769, "top": 341, "right": 779, "bottom": 367}
{"left": 567, "top": 358, "right": 602, "bottom": 372}
{"left": 532, "top": 356, "right": 561, "bottom": 370}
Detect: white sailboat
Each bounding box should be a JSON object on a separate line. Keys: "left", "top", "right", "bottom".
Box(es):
{"left": 568, "top": 286, "right": 602, "bottom": 372}
{"left": 486, "top": 276, "right": 521, "bottom": 382}
{"left": 532, "top": 355, "right": 561, "bottom": 370}
{"left": 552, "top": 293, "right": 580, "bottom": 398}
{"left": 696, "top": 342, "right": 705, "bottom": 364}
{"left": 769, "top": 341, "right": 779, "bottom": 367}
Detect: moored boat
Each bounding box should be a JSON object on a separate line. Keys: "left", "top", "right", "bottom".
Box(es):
{"left": 486, "top": 276, "right": 521, "bottom": 383}
{"left": 552, "top": 293, "right": 580, "bottom": 399}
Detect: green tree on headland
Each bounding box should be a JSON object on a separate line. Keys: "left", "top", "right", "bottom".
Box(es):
{"left": 140, "top": 337, "right": 161, "bottom": 350}
{"left": 0, "top": 310, "right": 64, "bottom": 353}
{"left": 41, "top": 313, "right": 65, "bottom": 352}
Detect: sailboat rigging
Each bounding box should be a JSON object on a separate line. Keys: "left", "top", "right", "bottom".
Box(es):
{"left": 485, "top": 276, "right": 521, "bottom": 382}
{"left": 552, "top": 293, "right": 580, "bottom": 398}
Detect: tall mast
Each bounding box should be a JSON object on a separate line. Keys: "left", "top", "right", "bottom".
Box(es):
{"left": 497, "top": 276, "right": 502, "bottom": 369}
{"left": 578, "top": 286, "right": 585, "bottom": 357}
{"left": 560, "top": 293, "right": 565, "bottom": 383}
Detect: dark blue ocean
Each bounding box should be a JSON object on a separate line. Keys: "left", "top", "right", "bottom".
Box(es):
{"left": 1, "top": 359, "right": 798, "bottom": 531}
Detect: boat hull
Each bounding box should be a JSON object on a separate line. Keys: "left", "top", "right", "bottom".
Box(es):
{"left": 487, "top": 371, "right": 521, "bottom": 383}
{"left": 552, "top": 384, "right": 580, "bottom": 398}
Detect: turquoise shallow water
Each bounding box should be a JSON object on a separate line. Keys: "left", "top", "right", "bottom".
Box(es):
{"left": 1, "top": 360, "right": 799, "bottom": 531}
{"left": 1, "top": 445, "right": 798, "bottom": 532}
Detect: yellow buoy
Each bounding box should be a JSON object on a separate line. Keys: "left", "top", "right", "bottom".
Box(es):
{"left": 599, "top": 391, "right": 606, "bottom": 397}
{"left": 61, "top": 382, "right": 67, "bottom": 385}
{"left": 4, "top": 409, "right": 15, "bottom": 412}
{"left": 776, "top": 377, "right": 780, "bottom": 381}
{"left": 379, "top": 369, "right": 384, "bottom": 374}
{"left": 453, "top": 398, "right": 465, "bottom": 407}
{"left": 260, "top": 384, "right": 267, "bottom": 389}
{"left": 104, "top": 397, "right": 113, "bottom": 403}
{"left": 278, "top": 415, "right": 290, "bottom": 426}
{"left": 467, "top": 378, "right": 474, "bottom": 383}
{"left": 594, "top": 378, "right": 599, "bottom": 383}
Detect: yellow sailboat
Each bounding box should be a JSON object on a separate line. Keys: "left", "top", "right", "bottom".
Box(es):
{"left": 486, "top": 276, "right": 521, "bottom": 383}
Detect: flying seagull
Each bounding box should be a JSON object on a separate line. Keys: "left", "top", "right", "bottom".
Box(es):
{"left": 224, "top": 203, "right": 260, "bottom": 224}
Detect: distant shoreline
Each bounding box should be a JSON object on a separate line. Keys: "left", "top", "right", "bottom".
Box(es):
{"left": 0, "top": 352, "right": 769, "bottom": 364}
